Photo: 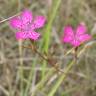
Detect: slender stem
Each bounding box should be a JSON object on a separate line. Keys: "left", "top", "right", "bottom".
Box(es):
{"left": 22, "top": 45, "right": 64, "bottom": 73}
{"left": 19, "top": 40, "right": 24, "bottom": 96}
{"left": 74, "top": 47, "right": 78, "bottom": 66}
{"left": 0, "top": 13, "right": 20, "bottom": 24}
{"left": 48, "top": 60, "right": 75, "bottom": 96}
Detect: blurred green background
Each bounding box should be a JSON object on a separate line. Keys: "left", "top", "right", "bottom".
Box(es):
{"left": 0, "top": 0, "right": 96, "bottom": 96}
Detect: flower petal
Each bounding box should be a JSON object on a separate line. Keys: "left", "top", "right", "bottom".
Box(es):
{"left": 63, "top": 36, "right": 73, "bottom": 43}
{"left": 21, "top": 10, "right": 33, "bottom": 24}
{"left": 63, "top": 26, "right": 74, "bottom": 43}
{"left": 64, "top": 25, "right": 74, "bottom": 36}
{"left": 77, "top": 34, "right": 92, "bottom": 42}
{"left": 32, "top": 16, "right": 46, "bottom": 29}
{"left": 76, "top": 22, "right": 87, "bottom": 35}
{"left": 28, "top": 32, "right": 40, "bottom": 40}
{"left": 71, "top": 34, "right": 92, "bottom": 47}
{"left": 10, "top": 17, "right": 23, "bottom": 29}
{"left": 15, "top": 32, "right": 28, "bottom": 40}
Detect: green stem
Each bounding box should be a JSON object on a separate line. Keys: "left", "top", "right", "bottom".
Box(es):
{"left": 48, "top": 46, "right": 88, "bottom": 96}
{"left": 18, "top": 40, "right": 24, "bottom": 96}
{"left": 48, "top": 60, "right": 75, "bottom": 96}
{"left": 41, "top": 0, "right": 62, "bottom": 79}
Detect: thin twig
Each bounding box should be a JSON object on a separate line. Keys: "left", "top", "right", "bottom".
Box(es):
{"left": 0, "top": 13, "right": 20, "bottom": 24}
{"left": 22, "top": 45, "right": 64, "bottom": 73}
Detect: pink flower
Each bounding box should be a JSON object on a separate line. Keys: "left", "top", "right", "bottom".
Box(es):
{"left": 62, "top": 22, "right": 92, "bottom": 47}
{"left": 10, "top": 9, "right": 46, "bottom": 40}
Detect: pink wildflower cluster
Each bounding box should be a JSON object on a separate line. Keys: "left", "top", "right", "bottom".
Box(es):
{"left": 10, "top": 10, "right": 46, "bottom": 40}
{"left": 10, "top": 9, "right": 92, "bottom": 47}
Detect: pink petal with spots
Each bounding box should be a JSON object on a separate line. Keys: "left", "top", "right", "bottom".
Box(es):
{"left": 32, "top": 16, "right": 46, "bottom": 29}
{"left": 15, "top": 31, "right": 40, "bottom": 40}
{"left": 10, "top": 17, "right": 23, "bottom": 29}
{"left": 77, "top": 34, "right": 92, "bottom": 42}
{"left": 28, "top": 32, "right": 40, "bottom": 40}
{"left": 64, "top": 26, "right": 74, "bottom": 35}
{"left": 15, "top": 32, "right": 28, "bottom": 40}
{"left": 71, "top": 34, "right": 92, "bottom": 47}
{"left": 63, "top": 26, "right": 74, "bottom": 43}
{"left": 76, "top": 22, "right": 87, "bottom": 36}
{"left": 63, "top": 36, "right": 73, "bottom": 43}
{"left": 21, "top": 10, "right": 33, "bottom": 24}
